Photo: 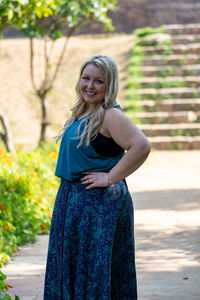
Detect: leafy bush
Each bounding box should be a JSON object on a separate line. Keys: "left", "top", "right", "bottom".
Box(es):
{"left": 0, "top": 143, "right": 59, "bottom": 267}
{"left": 134, "top": 26, "right": 164, "bottom": 38}
{"left": 0, "top": 270, "right": 20, "bottom": 299}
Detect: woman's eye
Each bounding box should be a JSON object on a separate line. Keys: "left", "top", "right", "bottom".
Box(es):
{"left": 96, "top": 80, "right": 103, "bottom": 84}
{"left": 82, "top": 76, "right": 89, "bottom": 80}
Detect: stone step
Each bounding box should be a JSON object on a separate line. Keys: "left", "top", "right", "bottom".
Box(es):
{"left": 142, "top": 43, "right": 200, "bottom": 55}
{"left": 164, "top": 24, "right": 200, "bottom": 35}
{"left": 140, "top": 34, "right": 200, "bottom": 47}
{"left": 136, "top": 76, "right": 200, "bottom": 88}
{"left": 136, "top": 87, "right": 200, "bottom": 100}
{"left": 138, "top": 123, "right": 200, "bottom": 137}
{"left": 135, "top": 111, "right": 200, "bottom": 124}
{"left": 142, "top": 54, "right": 200, "bottom": 66}
{"left": 137, "top": 99, "right": 200, "bottom": 112}
{"left": 171, "top": 34, "right": 200, "bottom": 45}
{"left": 140, "top": 64, "right": 200, "bottom": 77}
{"left": 148, "top": 136, "right": 200, "bottom": 150}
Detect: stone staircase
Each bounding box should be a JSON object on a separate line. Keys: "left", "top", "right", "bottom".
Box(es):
{"left": 134, "top": 24, "right": 200, "bottom": 150}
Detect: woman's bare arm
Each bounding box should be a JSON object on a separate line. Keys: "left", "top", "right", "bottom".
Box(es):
{"left": 81, "top": 108, "right": 151, "bottom": 189}
{"left": 104, "top": 108, "right": 151, "bottom": 184}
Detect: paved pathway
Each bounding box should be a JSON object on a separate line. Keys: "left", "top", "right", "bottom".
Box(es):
{"left": 128, "top": 150, "right": 200, "bottom": 300}
{"left": 2, "top": 151, "right": 200, "bottom": 299}
{"left": 2, "top": 235, "right": 48, "bottom": 300}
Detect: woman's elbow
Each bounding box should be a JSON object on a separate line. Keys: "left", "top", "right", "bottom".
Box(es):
{"left": 138, "top": 137, "right": 151, "bottom": 158}
{"left": 144, "top": 139, "right": 151, "bottom": 155}
{"left": 128, "top": 135, "right": 151, "bottom": 158}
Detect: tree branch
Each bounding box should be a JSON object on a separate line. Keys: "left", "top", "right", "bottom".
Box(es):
{"left": 0, "top": 108, "right": 15, "bottom": 153}
{"left": 42, "top": 36, "right": 49, "bottom": 88}
{"left": 48, "top": 27, "right": 75, "bottom": 89}
{"left": 30, "top": 38, "right": 38, "bottom": 93}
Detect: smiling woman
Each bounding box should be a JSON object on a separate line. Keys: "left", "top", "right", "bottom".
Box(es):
{"left": 43, "top": 55, "right": 151, "bottom": 299}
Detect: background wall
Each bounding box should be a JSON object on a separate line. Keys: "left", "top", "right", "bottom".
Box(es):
{"left": 80, "top": 0, "right": 200, "bottom": 34}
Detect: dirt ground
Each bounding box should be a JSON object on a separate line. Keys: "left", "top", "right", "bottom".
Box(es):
{"left": 0, "top": 34, "right": 133, "bottom": 150}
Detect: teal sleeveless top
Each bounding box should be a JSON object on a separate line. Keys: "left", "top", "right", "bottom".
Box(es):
{"left": 55, "top": 109, "right": 125, "bottom": 181}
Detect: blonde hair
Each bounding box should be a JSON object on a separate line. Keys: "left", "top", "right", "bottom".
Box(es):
{"left": 55, "top": 55, "right": 119, "bottom": 147}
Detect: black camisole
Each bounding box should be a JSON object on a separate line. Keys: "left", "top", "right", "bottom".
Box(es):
{"left": 91, "top": 132, "right": 124, "bottom": 157}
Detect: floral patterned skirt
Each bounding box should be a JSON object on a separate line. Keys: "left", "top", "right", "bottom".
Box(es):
{"left": 43, "top": 179, "right": 137, "bottom": 299}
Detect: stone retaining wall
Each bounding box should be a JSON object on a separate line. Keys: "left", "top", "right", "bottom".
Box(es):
{"left": 79, "top": 0, "right": 200, "bottom": 34}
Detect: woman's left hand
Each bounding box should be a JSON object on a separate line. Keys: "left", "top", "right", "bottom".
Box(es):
{"left": 81, "top": 172, "right": 109, "bottom": 190}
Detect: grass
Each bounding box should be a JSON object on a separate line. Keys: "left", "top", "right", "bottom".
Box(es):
{"left": 135, "top": 79, "right": 187, "bottom": 89}
{"left": 134, "top": 26, "right": 165, "bottom": 38}
{"left": 171, "top": 129, "right": 200, "bottom": 137}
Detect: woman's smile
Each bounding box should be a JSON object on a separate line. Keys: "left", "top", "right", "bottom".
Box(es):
{"left": 86, "top": 90, "right": 97, "bottom": 96}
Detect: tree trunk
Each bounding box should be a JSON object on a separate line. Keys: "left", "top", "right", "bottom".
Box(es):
{"left": 0, "top": 109, "right": 15, "bottom": 153}
{"left": 29, "top": 35, "right": 73, "bottom": 147}
{"left": 39, "top": 93, "right": 50, "bottom": 144}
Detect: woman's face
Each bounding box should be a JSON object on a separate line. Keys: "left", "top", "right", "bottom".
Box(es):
{"left": 79, "top": 63, "right": 106, "bottom": 109}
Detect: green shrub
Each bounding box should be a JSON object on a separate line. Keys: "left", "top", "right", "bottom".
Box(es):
{"left": 131, "top": 45, "right": 144, "bottom": 57}
{"left": 134, "top": 27, "right": 172, "bottom": 48}
{"left": 134, "top": 26, "right": 164, "bottom": 38}
{"left": 0, "top": 270, "right": 20, "bottom": 299}
{"left": 0, "top": 143, "right": 59, "bottom": 267}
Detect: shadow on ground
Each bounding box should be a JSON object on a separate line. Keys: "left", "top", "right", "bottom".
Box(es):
{"left": 132, "top": 188, "right": 200, "bottom": 211}
{"left": 131, "top": 188, "right": 200, "bottom": 299}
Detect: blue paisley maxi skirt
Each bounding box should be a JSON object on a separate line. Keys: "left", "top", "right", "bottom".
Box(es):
{"left": 44, "top": 179, "right": 137, "bottom": 299}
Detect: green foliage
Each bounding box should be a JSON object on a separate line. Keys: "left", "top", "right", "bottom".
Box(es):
{"left": 139, "top": 79, "right": 187, "bottom": 89}
{"left": 159, "top": 66, "right": 175, "bottom": 77}
{"left": 1, "top": 0, "right": 117, "bottom": 38}
{"left": 135, "top": 36, "right": 172, "bottom": 48}
{"left": 134, "top": 25, "right": 171, "bottom": 48}
{"left": 162, "top": 48, "right": 173, "bottom": 56}
{"left": 124, "top": 38, "right": 145, "bottom": 121}
{"left": 0, "top": 270, "right": 7, "bottom": 295}
{"left": 126, "top": 54, "right": 142, "bottom": 90}
{"left": 134, "top": 25, "right": 164, "bottom": 38}
{"left": 187, "top": 69, "right": 196, "bottom": 76}
{"left": 0, "top": 270, "right": 20, "bottom": 300}
{"left": 171, "top": 129, "right": 200, "bottom": 137}
{"left": 192, "top": 89, "right": 199, "bottom": 98}
{"left": 162, "top": 56, "right": 186, "bottom": 67}
{"left": 0, "top": 269, "right": 20, "bottom": 299}
{"left": 124, "top": 25, "right": 177, "bottom": 123}
{"left": 130, "top": 45, "right": 144, "bottom": 57}
{"left": 0, "top": 143, "right": 59, "bottom": 267}
{"left": 170, "top": 142, "right": 184, "bottom": 150}
{"left": 0, "top": 0, "right": 19, "bottom": 29}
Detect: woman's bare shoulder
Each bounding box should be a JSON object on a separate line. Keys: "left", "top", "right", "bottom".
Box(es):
{"left": 104, "top": 107, "right": 131, "bottom": 126}
{"left": 104, "top": 107, "right": 125, "bottom": 119}
{"left": 100, "top": 108, "right": 125, "bottom": 137}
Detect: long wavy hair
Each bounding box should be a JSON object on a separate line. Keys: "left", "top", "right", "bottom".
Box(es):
{"left": 55, "top": 55, "right": 119, "bottom": 147}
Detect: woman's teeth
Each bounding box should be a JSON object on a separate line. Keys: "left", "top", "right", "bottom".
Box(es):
{"left": 86, "top": 91, "right": 96, "bottom": 95}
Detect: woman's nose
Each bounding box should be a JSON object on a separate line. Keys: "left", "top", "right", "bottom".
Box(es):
{"left": 88, "top": 80, "right": 94, "bottom": 89}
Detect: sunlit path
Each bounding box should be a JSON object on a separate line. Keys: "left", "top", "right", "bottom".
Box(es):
{"left": 127, "top": 150, "right": 200, "bottom": 299}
